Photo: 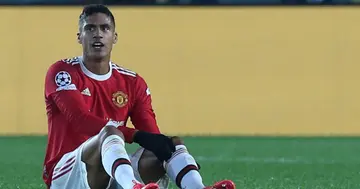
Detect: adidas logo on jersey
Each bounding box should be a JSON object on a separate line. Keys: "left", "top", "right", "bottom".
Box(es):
{"left": 81, "top": 88, "right": 91, "bottom": 96}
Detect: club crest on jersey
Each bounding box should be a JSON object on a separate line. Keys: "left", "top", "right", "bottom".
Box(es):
{"left": 112, "top": 91, "right": 128, "bottom": 108}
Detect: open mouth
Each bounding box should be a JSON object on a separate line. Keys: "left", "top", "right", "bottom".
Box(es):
{"left": 92, "top": 42, "right": 104, "bottom": 49}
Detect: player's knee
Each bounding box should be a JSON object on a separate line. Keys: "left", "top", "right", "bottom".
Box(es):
{"left": 98, "top": 126, "right": 125, "bottom": 143}
{"left": 170, "top": 136, "right": 184, "bottom": 145}
{"left": 138, "top": 149, "right": 166, "bottom": 184}
{"left": 82, "top": 125, "right": 124, "bottom": 167}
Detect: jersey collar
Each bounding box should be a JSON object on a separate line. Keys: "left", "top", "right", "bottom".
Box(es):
{"left": 78, "top": 56, "right": 112, "bottom": 81}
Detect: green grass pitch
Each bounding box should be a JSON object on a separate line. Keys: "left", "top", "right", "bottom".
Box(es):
{"left": 0, "top": 136, "right": 360, "bottom": 189}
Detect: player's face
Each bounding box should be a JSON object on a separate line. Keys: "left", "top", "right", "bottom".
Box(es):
{"left": 77, "top": 13, "right": 117, "bottom": 60}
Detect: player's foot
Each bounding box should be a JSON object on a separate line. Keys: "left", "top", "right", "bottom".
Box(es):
{"left": 204, "top": 180, "right": 236, "bottom": 189}
{"left": 133, "top": 182, "right": 159, "bottom": 189}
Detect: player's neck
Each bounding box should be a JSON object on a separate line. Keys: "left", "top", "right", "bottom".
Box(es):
{"left": 83, "top": 56, "right": 110, "bottom": 75}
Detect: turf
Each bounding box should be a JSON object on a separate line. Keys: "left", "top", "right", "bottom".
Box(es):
{"left": 0, "top": 136, "right": 359, "bottom": 189}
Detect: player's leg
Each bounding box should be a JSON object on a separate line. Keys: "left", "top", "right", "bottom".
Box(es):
{"left": 82, "top": 126, "right": 159, "bottom": 189}
{"left": 136, "top": 136, "right": 236, "bottom": 189}
{"left": 166, "top": 136, "right": 235, "bottom": 189}
{"left": 135, "top": 149, "right": 165, "bottom": 183}
{"left": 126, "top": 148, "right": 169, "bottom": 189}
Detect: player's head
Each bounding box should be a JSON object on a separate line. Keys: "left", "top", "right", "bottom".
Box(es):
{"left": 77, "top": 4, "right": 118, "bottom": 60}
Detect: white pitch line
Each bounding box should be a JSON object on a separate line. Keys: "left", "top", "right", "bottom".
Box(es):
{"left": 194, "top": 156, "right": 340, "bottom": 164}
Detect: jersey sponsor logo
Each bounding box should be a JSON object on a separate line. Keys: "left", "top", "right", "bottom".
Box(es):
{"left": 112, "top": 91, "right": 128, "bottom": 108}
{"left": 106, "top": 120, "right": 125, "bottom": 127}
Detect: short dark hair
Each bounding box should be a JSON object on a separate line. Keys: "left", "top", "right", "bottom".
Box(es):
{"left": 79, "top": 4, "right": 116, "bottom": 28}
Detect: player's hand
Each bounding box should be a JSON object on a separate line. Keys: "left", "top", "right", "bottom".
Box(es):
{"left": 133, "top": 131, "right": 175, "bottom": 162}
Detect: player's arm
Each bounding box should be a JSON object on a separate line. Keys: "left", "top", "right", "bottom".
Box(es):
{"left": 45, "top": 62, "right": 137, "bottom": 143}
{"left": 129, "top": 75, "right": 161, "bottom": 134}
{"left": 129, "top": 75, "right": 177, "bottom": 161}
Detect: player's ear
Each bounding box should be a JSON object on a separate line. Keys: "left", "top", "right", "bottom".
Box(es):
{"left": 113, "top": 32, "right": 118, "bottom": 44}
{"left": 77, "top": 33, "right": 81, "bottom": 44}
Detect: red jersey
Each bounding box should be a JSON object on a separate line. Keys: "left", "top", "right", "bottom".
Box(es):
{"left": 42, "top": 56, "right": 161, "bottom": 186}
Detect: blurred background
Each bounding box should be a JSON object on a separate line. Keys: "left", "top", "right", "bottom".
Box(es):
{"left": 1, "top": 1, "right": 360, "bottom": 188}
{"left": 1, "top": 0, "right": 360, "bottom": 136}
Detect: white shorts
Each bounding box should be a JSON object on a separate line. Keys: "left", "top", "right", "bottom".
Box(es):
{"left": 50, "top": 137, "right": 169, "bottom": 189}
